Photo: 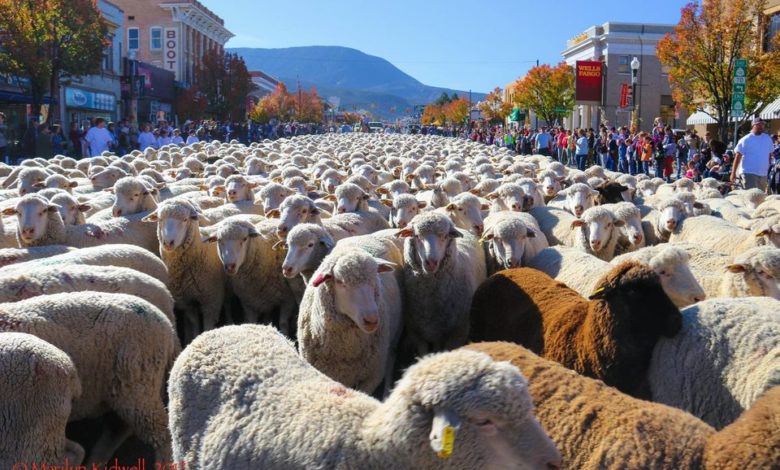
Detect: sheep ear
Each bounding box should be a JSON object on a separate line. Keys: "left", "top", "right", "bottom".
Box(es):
{"left": 754, "top": 228, "right": 770, "bottom": 238}
{"left": 395, "top": 228, "right": 414, "bottom": 238}
{"left": 271, "top": 240, "right": 287, "bottom": 251}
{"left": 469, "top": 188, "right": 481, "bottom": 195}
{"left": 446, "top": 202, "right": 456, "bottom": 211}
{"left": 588, "top": 286, "right": 608, "bottom": 300}
{"left": 320, "top": 236, "right": 336, "bottom": 251}
{"left": 198, "top": 184, "right": 209, "bottom": 191}
{"left": 265, "top": 209, "right": 280, "bottom": 219}
{"left": 430, "top": 408, "right": 460, "bottom": 458}
{"left": 381, "top": 199, "right": 393, "bottom": 208}
{"left": 571, "top": 219, "right": 587, "bottom": 228}
{"left": 449, "top": 229, "right": 463, "bottom": 238}
{"left": 479, "top": 228, "right": 495, "bottom": 242}
{"left": 613, "top": 220, "right": 625, "bottom": 227}
{"left": 376, "top": 186, "right": 388, "bottom": 195}
{"left": 33, "top": 182, "right": 45, "bottom": 188}
{"left": 2, "top": 207, "right": 18, "bottom": 216}
{"left": 77, "top": 204, "right": 91, "bottom": 212}
{"left": 141, "top": 212, "right": 159, "bottom": 223}
{"left": 103, "top": 187, "right": 115, "bottom": 193}
{"left": 47, "top": 204, "right": 60, "bottom": 213}
{"left": 589, "top": 189, "right": 600, "bottom": 196}
{"left": 480, "top": 203, "right": 489, "bottom": 211}
{"left": 726, "top": 264, "right": 747, "bottom": 273}
{"left": 324, "top": 194, "right": 337, "bottom": 201}
{"left": 418, "top": 201, "right": 428, "bottom": 209}
{"left": 202, "top": 235, "right": 218, "bottom": 243}
{"left": 311, "top": 271, "right": 332, "bottom": 287}
{"left": 526, "top": 229, "right": 536, "bottom": 238}
{"left": 310, "top": 207, "right": 320, "bottom": 216}
{"left": 376, "top": 260, "right": 396, "bottom": 273}
{"left": 69, "top": 181, "right": 78, "bottom": 188}
{"left": 272, "top": 177, "right": 283, "bottom": 183}
{"left": 485, "top": 192, "right": 498, "bottom": 200}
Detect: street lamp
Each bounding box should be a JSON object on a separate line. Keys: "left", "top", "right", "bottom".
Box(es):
{"left": 630, "top": 57, "right": 640, "bottom": 130}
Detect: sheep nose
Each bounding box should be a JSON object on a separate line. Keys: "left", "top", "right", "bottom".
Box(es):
{"left": 666, "top": 219, "right": 677, "bottom": 230}
{"left": 327, "top": 184, "right": 335, "bottom": 193}
{"left": 112, "top": 208, "right": 122, "bottom": 217}
{"left": 474, "top": 224, "right": 484, "bottom": 236}
{"left": 398, "top": 221, "right": 407, "bottom": 228}
{"left": 337, "top": 206, "right": 346, "bottom": 214}
{"left": 424, "top": 258, "right": 439, "bottom": 272}
{"left": 546, "top": 186, "right": 555, "bottom": 193}
{"left": 591, "top": 239, "right": 602, "bottom": 250}
{"left": 574, "top": 205, "right": 583, "bottom": 216}
{"left": 282, "top": 266, "right": 294, "bottom": 278}
{"left": 162, "top": 239, "right": 175, "bottom": 250}
{"left": 633, "top": 233, "right": 643, "bottom": 243}
{"left": 692, "top": 295, "right": 705, "bottom": 303}
{"left": 507, "top": 258, "right": 520, "bottom": 268}
{"left": 362, "top": 314, "right": 379, "bottom": 333}
{"left": 228, "top": 190, "right": 236, "bottom": 198}
{"left": 21, "top": 227, "right": 34, "bottom": 237}
{"left": 511, "top": 203, "right": 521, "bottom": 211}
{"left": 224, "top": 263, "right": 237, "bottom": 274}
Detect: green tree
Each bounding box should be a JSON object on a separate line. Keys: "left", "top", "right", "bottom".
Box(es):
{"left": 434, "top": 92, "right": 452, "bottom": 106}
{"left": 657, "top": 0, "right": 780, "bottom": 141}
{"left": 0, "top": 0, "right": 109, "bottom": 123}
{"left": 194, "top": 50, "right": 257, "bottom": 122}
{"left": 511, "top": 63, "right": 575, "bottom": 126}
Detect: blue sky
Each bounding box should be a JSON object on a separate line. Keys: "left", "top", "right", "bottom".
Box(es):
{"left": 201, "top": 0, "right": 689, "bottom": 94}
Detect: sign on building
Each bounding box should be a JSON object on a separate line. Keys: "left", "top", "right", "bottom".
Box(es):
{"left": 619, "top": 83, "right": 630, "bottom": 109}
{"left": 575, "top": 61, "right": 603, "bottom": 104}
{"left": 164, "top": 27, "right": 180, "bottom": 80}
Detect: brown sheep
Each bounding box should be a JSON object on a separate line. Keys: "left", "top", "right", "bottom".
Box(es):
{"left": 469, "top": 263, "right": 681, "bottom": 397}
{"left": 703, "top": 386, "right": 780, "bottom": 469}
{"left": 465, "top": 342, "right": 715, "bottom": 469}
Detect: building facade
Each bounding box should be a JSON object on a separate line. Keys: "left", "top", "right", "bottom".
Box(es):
{"left": 249, "top": 70, "right": 280, "bottom": 98}
{"left": 58, "top": 0, "right": 124, "bottom": 128}
{"left": 561, "top": 22, "right": 688, "bottom": 131}
{"left": 112, "top": 0, "right": 233, "bottom": 86}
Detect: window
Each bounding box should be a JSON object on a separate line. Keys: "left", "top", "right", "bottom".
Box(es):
{"left": 661, "top": 64, "right": 672, "bottom": 76}
{"left": 766, "top": 12, "right": 780, "bottom": 51}
{"left": 150, "top": 27, "right": 162, "bottom": 51}
{"left": 128, "top": 28, "right": 139, "bottom": 51}
{"left": 102, "top": 39, "right": 112, "bottom": 71}
{"left": 617, "top": 55, "right": 631, "bottom": 74}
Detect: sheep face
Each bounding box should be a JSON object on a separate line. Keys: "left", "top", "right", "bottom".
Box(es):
{"left": 311, "top": 253, "right": 392, "bottom": 334}
{"left": 755, "top": 221, "right": 780, "bottom": 249}
{"left": 3, "top": 196, "right": 58, "bottom": 243}
{"left": 539, "top": 173, "right": 562, "bottom": 197}
{"left": 659, "top": 204, "right": 685, "bottom": 233}
{"left": 335, "top": 184, "right": 368, "bottom": 214}
{"left": 276, "top": 196, "right": 318, "bottom": 240}
{"left": 259, "top": 184, "right": 293, "bottom": 212}
{"left": 281, "top": 225, "right": 334, "bottom": 278}
{"left": 320, "top": 171, "right": 344, "bottom": 194}
{"left": 378, "top": 180, "right": 409, "bottom": 199}
{"left": 573, "top": 210, "right": 623, "bottom": 254}
{"left": 17, "top": 168, "right": 48, "bottom": 196}
{"left": 446, "top": 195, "right": 486, "bottom": 236}
{"left": 392, "top": 195, "right": 426, "bottom": 229}
{"left": 51, "top": 194, "right": 88, "bottom": 226}
{"left": 112, "top": 178, "right": 156, "bottom": 217}
{"left": 90, "top": 168, "right": 127, "bottom": 190}
{"left": 483, "top": 220, "right": 534, "bottom": 269}
{"left": 596, "top": 182, "right": 630, "bottom": 205}
{"left": 487, "top": 185, "right": 531, "bottom": 212}
{"left": 649, "top": 250, "right": 706, "bottom": 307}
{"left": 398, "top": 214, "right": 462, "bottom": 274}
{"left": 564, "top": 185, "right": 598, "bottom": 217}
{"left": 208, "top": 223, "right": 259, "bottom": 275}
{"left": 399, "top": 351, "right": 561, "bottom": 470}
{"left": 225, "top": 178, "right": 254, "bottom": 203}
{"left": 726, "top": 249, "right": 780, "bottom": 299}
{"left": 44, "top": 174, "right": 77, "bottom": 193}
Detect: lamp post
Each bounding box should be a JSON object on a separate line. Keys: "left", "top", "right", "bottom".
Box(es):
{"left": 630, "top": 57, "right": 640, "bottom": 131}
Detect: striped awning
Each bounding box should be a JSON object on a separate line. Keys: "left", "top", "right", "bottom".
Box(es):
{"left": 760, "top": 97, "right": 780, "bottom": 120}
{"left": 686, "top": 111, "right": 717, "bottom": 125}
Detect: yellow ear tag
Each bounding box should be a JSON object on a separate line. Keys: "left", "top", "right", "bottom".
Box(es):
{"left": 437, "top": 425, "right": 456, "bottom": 459}
{"left": 592, "top": 287, "right": 605, "bottom": 295}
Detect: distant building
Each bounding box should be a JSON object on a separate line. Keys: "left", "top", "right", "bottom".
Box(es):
{"left": 58, "top": 0, "right": 124, "bottom": 127}
{"left": 112, "top": 0, "right": 233, "bottom": 85}
{"left": 561, "top": 22, "right": 688, "bottom": 131}
{"left": 249, "top": 70, "right": 280, "bottom": 98}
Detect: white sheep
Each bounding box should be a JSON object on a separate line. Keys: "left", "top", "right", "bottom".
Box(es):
{"left": 706, "top": 198, "right": 753, "bottom": 229}
{"left": 537, "top": 169, "right": 564, "bottom": 200}
{"left": 387, "top": 193, "right": 427, "bottom": 228}
{"left": 611, "top": 245, "right": 706, "bottom": 307}
{"left": 438, "top": 192, "right": 488, "bottom": 236}
{"left": 527, "top": 246, "right": 611, "bottom": 296}
{"left": 546, "top": 183, "right": 598, "bottom": 217}
{"left": 531, "top": 205, "right": 624, "bottom": 261}
{"left": 203, "top": 216, "right": 296, "bottom": 335}
{"left": 601, "top": 201, "right": 645, "bottom": 255}
{"left": 481, "top": 211, "right": 548, "bottom": 273}
{"left": 669, "top": 214, "right": 780, "bottom": 256}
{"left": 0, "top": 245, "right": 76, "bottom": 268}
{"left": 0, "top": 292, "right": 176, "bottom": 465}
{"left": 398, "top": 212, "right": 486, "bottom": 354}
{"left": 142, "top": 199, "right": 226, "bottom": 344}
{"left": 273, "top": 194, "right": 368, "bottom": 241}
{"left": 109, "top": 176, "right": 159, "bottom": 217}
{"left": 718, "top": 247, "right": 780, "bottom": 299}
{"left": 486, "top": 182, "right": 534, "bottom": 213}
{"left": 332, "top": 182, "right": 391, "bottom": 230}
{"left": 648, "top": 297, "right": 780, "bottom": 429}
{"left": 168, "top": 324, "right": 561, "bottom": 469}
{"left": 298, "top": 247, "right": 402, "bottom": 394}
{"left": 50, "top": 192, "right": 90, "bottom": 225}
{"left": 642, "top": 198, "right": 688, "bottom": 244}
{"left": 0, "top": 332, "right": 84, "bottom": 468}
{"left": 726, "top": 188, "right": 766, "bottom": 211}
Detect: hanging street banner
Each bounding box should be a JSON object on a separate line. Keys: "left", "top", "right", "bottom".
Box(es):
{"left": 575, "top": 61, "right": 603, "bottom": 104}
{"left": 731, "top": 59, "right": 747, "bottom": 117}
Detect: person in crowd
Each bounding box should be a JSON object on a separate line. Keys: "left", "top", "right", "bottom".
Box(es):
{"left": 676, "top": 136, "right": 689, "bottom": 180}
{"left": 535, "top": 127, "right": 551, "bottom": 156}
{"left": 22, "top": 118, "right": 38, "bottom": 158}
{"left": 626, "top": 137, "right": 637, "bottom": 175}
{"left": 575, "top": 129, "right": 588, "bottom": 171}
{"left": 597, "top": 130, "right": 609, "bottom": 168}
{"left": 617, "top": 136, "right": 628, "bottom": 174}
{"left": 641, "top": 134, "right": 653, "bottom": 176}
{"left": 607, "top": 131, "right": 619, "bottom": 171}
{"left": 731, "top": 117, "right": 773, "bottom": 191}
{"left": 84, "top": 118, "right": 114, "bottom": 157}
{"left": 685, "top": 160, "right": 699, "bottom": 180}
{"left": 117, "top": 121, "right": 131, "bottom": 156}
{"left": 50, "top": 124, "right": 67, "bottom": 156}
{"left": 171, "top": 129, "right": 185, "bottom": 146}
{"left": 662, "top": 136, "right": 677, "bottom": 182}
{"left": 138, "top": 124, "right": 157, "bottom": 151}
{"left": 35, "top": 124, "right": 53, "bottom": 159}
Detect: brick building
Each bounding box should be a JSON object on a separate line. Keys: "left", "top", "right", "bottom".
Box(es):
{"left": 112, "top": 0, "right": 233, "bottom": 86}
{"left": 561, "top": 22, "right": 687, "bottom": 131}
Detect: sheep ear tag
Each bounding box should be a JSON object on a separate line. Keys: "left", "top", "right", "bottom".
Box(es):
{"left": 437, "top": 425, "right": 456, "bottom": 459}
{"left": 588, "top": 287, "right": 606, "bottom": 300}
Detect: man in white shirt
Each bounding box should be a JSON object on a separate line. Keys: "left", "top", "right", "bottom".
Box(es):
{"left": 534, "top": 127, "right": 552, "bottom": 156}
{"left": 84, "top": 118, "right": 114, "bottom": 157}
{"left": 732, "top": 117, "right": 773, "bottom": 191}
{"left": 138, "top": 124, "right": 157, "bottom": 151}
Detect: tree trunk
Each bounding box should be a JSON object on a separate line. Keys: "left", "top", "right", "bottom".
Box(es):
{"left": 30, "top": 81, "right": 44, "bottom": 123}
{"left": 47, "top": 71, "right": 60, "bottom": 126}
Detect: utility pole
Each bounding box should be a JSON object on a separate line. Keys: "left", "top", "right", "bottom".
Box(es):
{"left": 297, "top": 75, "right": 302, "bottom": 121}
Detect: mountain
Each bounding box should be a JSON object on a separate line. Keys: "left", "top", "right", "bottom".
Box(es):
{"left": 228, "top": 46, "right": 485, "bottom": 119}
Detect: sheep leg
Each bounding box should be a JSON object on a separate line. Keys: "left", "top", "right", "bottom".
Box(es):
{"left": 199, "top": 296, "right": 223, "bottom": 332}
{"left": 113, "top": 397, "right": 173, "bottom": 464}
{"left": 87, "top": 420, "right": 132, "bottom": 467}
{"left": 65, "top": 439, "right": 86, "bottom": 466}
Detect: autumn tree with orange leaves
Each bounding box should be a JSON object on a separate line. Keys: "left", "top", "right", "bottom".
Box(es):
{"left": 0, "top": 0, "right": 109, "bottom": 123}
{"left": 657, "top": 0, "right": 780, "bottom": 141}
{"left": 511, "top": 63, "right": 574, "bottom": 126}
{"left": 421, "top": 103, "right": 445, "bottom": 125}
{"left": 479, "top": 87, "right": 513, "bottom": 124}
{"left": 249, "top": 82, "right": 325, "bottom": 123}
{"left": 444, "top": 97, "right": 470, "bottom": 125}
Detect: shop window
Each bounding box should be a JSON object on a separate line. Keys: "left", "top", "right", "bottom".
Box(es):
{"left": 128, "top": 28, "right": 139, "bottom": 51}
{"left": 102, "top": 37, "right": 113, "bottom": 72}
{"left": 617, "top": 55, "right": 631, "bottom": 74}
{"left": 766, "top": 13, "right": 780, "bottom": 51}
{"left": 150, "top": 28, "right": 162, "bottom": 51}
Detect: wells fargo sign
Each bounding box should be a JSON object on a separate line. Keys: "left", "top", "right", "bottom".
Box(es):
{"left": 575, "top": 61, "right": 603, "bottom": 104}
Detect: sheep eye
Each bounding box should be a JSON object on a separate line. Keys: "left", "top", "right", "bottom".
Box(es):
{"left": 242, "top": 237, "right": 248, "bottom": 242}
{"left": 474, "top": 418, "right": 493, "bottom": 427}
{"left": 307, "top": 242, "right": 315, "bottom": 248}
{"left": 458, "top": 207, "right": 463, "bottom": 212}
{"left": 659, "top": 270, "right": 667, "bottom": 276}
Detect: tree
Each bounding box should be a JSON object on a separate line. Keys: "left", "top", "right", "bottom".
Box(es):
{"left": 0, "top": 0, "right": 109, "bottom": 123}
{"left": 194, "top": 50, "right": 256, "bottom": 122}
{"left": 248, "top": 82, "right": 297, "bottom": 124}
{"left": 479, "top": 87, "right": 513, "bottom": 124}
{"left": 444, "top": 97, "right": 470, "bottom": 125}
{"left": 434, "top": 92, "right": 452, "bottom": 106}
{"left": 296, "top": 86, "right": 324, "bottom": 123}
{"left": 175, "top": 86, "right": 208, "bottom": 122}
{"left": 511, "top": 63, "right": 574, "bottom": 127}
{"left": 657, "top": 0, "right": 780, "bottom": 141}
{"left": 421, "top": 103, "right": 445, "bottom": 125}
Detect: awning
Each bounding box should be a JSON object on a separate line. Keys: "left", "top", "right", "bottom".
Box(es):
{"left": 686, "top": 111, "right": 717, "bottom": 125}
{"left": 760, "top": 96, "right": 780, "bottom": 120}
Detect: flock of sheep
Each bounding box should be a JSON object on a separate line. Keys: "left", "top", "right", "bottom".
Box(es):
{"left": 0, "top": 132, "right": 778, "bottom": 469}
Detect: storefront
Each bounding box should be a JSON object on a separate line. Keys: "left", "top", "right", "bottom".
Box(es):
{"left": 63, "top": 86, "right": 118, "bottom": 127}
{"left": 0, "top": 74, "right": 54, "bottom": 159}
